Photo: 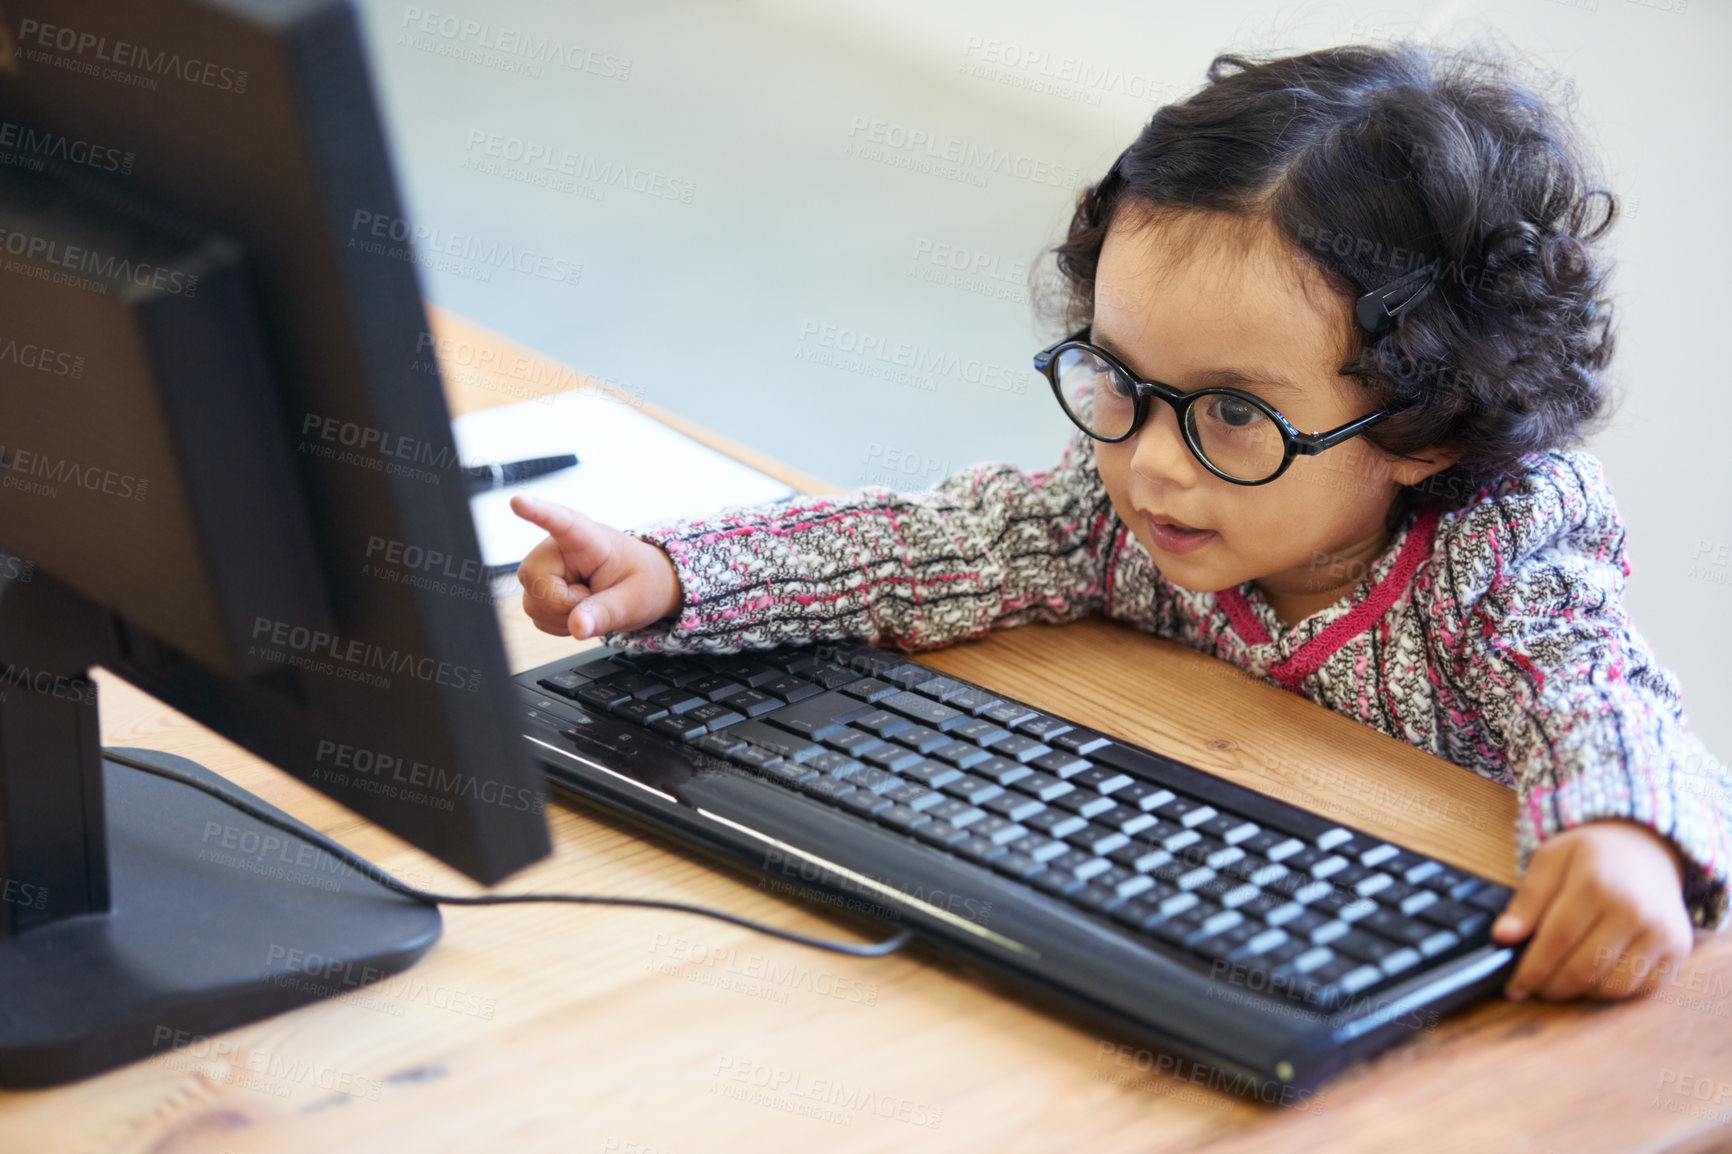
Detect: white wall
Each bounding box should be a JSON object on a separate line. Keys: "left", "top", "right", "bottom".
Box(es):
{"left": 355, "top": 0, "right": 1731, "bottom": 755}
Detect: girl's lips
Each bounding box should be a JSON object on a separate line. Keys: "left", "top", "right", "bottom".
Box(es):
{"left": 1144, "top": 512, "right": 1217, "bottom": 556}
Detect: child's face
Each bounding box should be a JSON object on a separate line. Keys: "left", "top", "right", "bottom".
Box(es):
{"left": 1090, "top": 211, "right": 1450, "bottom": 609}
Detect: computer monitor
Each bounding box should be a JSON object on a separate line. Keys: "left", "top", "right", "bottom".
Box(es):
{"left": 0, "top": 0, "right": 551, "bottom": 1085}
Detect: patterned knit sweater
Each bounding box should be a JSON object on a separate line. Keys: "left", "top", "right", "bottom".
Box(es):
{"left": 601, "top": 426, "right": 1732, "bottom": 930}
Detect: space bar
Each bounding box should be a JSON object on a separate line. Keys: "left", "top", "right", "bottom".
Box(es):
{"left": 1089, "top": 740, "right": 1335, "bottom": 842}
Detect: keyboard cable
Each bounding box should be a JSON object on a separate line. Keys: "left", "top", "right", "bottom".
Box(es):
{"left": 105, "top": 749, "right": 916, "bottom": 959}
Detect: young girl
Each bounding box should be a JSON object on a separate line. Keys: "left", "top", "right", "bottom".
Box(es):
{"left": 510, "top": 42, "right": 1729, "bottom": 1007}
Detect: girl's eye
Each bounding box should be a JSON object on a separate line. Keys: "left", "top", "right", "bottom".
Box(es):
{"left": 1207, "top": 396, "right": 1263, "bottom": 429}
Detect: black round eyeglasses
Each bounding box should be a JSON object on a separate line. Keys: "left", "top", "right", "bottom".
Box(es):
{"left": 1032, "top": 260, "right": 1439, "bottom": 485}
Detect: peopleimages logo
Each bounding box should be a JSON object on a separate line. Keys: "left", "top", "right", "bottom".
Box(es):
{"left": 0, "top": 120, "right": 134, "bottom": 175}
{"left": 0, "top": 226, "right": 199, "bottom": 296}
{"left": 15, "top": 19, "right": 249, "bottom": 93}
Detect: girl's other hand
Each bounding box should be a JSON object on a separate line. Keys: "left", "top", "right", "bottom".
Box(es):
{"left": 1491, "top": 818, "right": 1696, "bottom": 1002}
{"left": 509, "top": 496, "right": 683, "bottom": 640}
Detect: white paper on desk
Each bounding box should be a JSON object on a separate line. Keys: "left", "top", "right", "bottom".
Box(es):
{"left": 452, "top": 390, "right": 798, "bottom": 572}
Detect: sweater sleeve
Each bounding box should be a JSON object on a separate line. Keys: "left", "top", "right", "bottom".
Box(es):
{"left": 598, "top": 427, "right": 1117, "bottom": 656}
{"left": 1435, "top": 451, "right": 1732, "bottom": 929}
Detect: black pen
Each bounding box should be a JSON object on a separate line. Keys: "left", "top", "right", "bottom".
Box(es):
{"left": 463, "top": 453, "right": 579, "bottom": 496}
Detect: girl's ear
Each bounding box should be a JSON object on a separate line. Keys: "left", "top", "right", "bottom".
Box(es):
{"left": 1387, "top": 447, "right": 1462, "bottom": 487}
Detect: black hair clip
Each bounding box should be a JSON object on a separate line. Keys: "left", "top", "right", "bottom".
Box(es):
{"left": 1355, "top": 259, "right": 1440, "bottom": 336}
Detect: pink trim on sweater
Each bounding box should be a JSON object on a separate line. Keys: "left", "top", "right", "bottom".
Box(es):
{"left": 1269, "top": 509, "right": 1442, "bottom": 691}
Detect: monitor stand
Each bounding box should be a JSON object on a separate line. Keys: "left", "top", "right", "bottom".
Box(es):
{"left": 0, "top": 572, "right": 441, "bottom": 1088}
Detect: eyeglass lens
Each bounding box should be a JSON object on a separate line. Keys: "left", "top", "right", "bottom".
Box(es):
{"left": 1051, "top": 345, "right": 1286, "bottom": 482}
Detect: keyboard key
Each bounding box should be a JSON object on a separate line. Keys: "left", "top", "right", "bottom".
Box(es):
{"left": 1022, "top": 810, "right": 1087, "bottom": 840}
{"left": 1009, "top": 771, "right": 1073, "bottom": 802}
{"left": 1014, "top": 713, "right": 1073, "bottom": 741}
{"left": 877, "top": 663, "right": 939, "bottom": 690}
{"left": 1265, "top": 838, "right": 1307, "bottom": 862}
{"left": 1094, "top": 805, "right": 1156, "bottom": 835}
{"left": 1230, "top": 927, "right": 1291, "bottom": 960}
{"left": 1360, "top": 843, "right": 1399, "bottom": 868}
{"left": 1030, "top": 751, "right": 1092, "bottom": 778}
{"left": 987, "top": 734, "right": 1053, "bottom": 763}
{"left": 1317, "top": 827, "right": 1353, "bottom": 851}
{"left": 686, "top": 673, "right": 747, "bottom": 701}
{"left": 1032, "top": 870, "right": 1086, "bottom": 897}
{"left": 796, "top": 775, "right": 856, "bottom": 802}
{"left": 727, "top": 720, "right": 824, "bottom": 762}
{"left": 1050, "top": 728, "right": 1113, "bottom": 755}
{"left": 803, "top": 752, "right": 859, "bottom": 777}
{"left": 950, "top": 718, "right": 1011, "bottom": 744}
{"left": 804, "top": 662, "right": 864, "bottom": 689}
{"left": 1418, "top": 900, "right": 1491, "bottom": 939}
{"left": 889, "top": 724, "right": 951, "bottom": 753}
{"left": 762, "top": 689, "right": 874, "bottom": 739}
{"left": 1113, "top": 783, "right": 1175, "bottom": 812}
{"left": 1418, "top": 930, "right": 1460, "bottom": 957}
{"left": 685, "top": 703, "right": 746, "bottom": 731}
{"left": 884, "top": 782, "right": 944, "bottom": 810}
{"left": 1066, "top": 825, "right": 1129, "bottom": 856}
{"left": 1053, "top": 792, "right": 1116, "bottom": 819}
{"left": 946, "top": 688, "right": 1004, "bottom": 715}
{"left": 861, "top": 745, "right": 924, "bottom": 772}
{"left": 838, "top": 789, "right": 892, "bottom": 818}
{"left": 1421, "top": 868, "right": 1479, "bottom": 901}
{"left": 913, "top": 820, "right": 968, "bottom": 848}
{"left": 951, "top": 836, "right": 1009, "bottom": 865}
{"left": 853, "top": 710, "right": 914, "bottom": 738}
{"left": 727, "top": 741, "right": 782, "bottom": 769}
{"left": 1402, "top": 859, "right": 1444, "bottom": 886}
{"left": 971, "top": 757, "right": 1032, "bottom": 787}
{"left": 874, "top": 804, "right": 931, "bottom": 833}
{"left": 823, "top": 729, "right": 883, "bottom": 756}
{"left": 1311, "top": 920, "right": 1351, "bottom": 946}
{"left": 1310, "top": 855, "right": 1350, "bottom": 879}
{"left": 939, "top": 776, "right": 1004, "bottom": 806}
{"left": 899, "top": 760, "right": 963, "bottom": 789}
{"left": 1332, "top": 930, "right": 1401, "bottom": 965}
{"left": 1068, "top": 767, "right": 1133, "bottom": 794}
{"left": 1398, "top": 889, "right": 1439, "bottom": 916}
{"left": 981, "top": 702, "right": 1038, "bottom": 727}
{"left": 1159, "top": 798, "right": 1218, "bottom": 828}
{"left": 972, "top": 817, "right": 1031, "bottom": 846}
{"left": 648, "top": 687, "right": 707, "bottom": 714}
{"left": 912, "top": 675, "right": 969, "bottom": 702}
{"left": 760, "top": 762, "right": 816, "bottom": 787}
{"left": 881, "top": 691, "right": 964, "bottom": 729}
{"left": 722, "top": 689, "right": 783, "bottom": 718}
{"left": 1069, "top": 884, "right": 1128, "bottom": 914}
{"left": 986, "top": 849, "right": 1041, "bottom": 876}
{"left": 925, "top": 799, "right": 985, "bottom": 828}
{"left": 614, "top": 700, "right": 670, "bottom": 726}
{"left": 649, "top": 715, "right": 708, "bottom": 742}
{"left": 1468, "top": 883, "right": 1514, "bottom": 913}
{"left": 840, "top": 676, "right": 898, "bottom": 703}
{"left": 694, "top": 732, "right": 747, "bottom": 758}
{"left": 929, "top": 741, "right": 991, "bottom": 770}
{"left": 1359, "top": 909, "right": 1434, "bottom": 948}
{"left": 982, "top": 793, "right": 1046, "bottom": 823}
{"left": 1197, "top": 814, "right": 1249, "bottom": 842}
{"left": 848, "top": 767, "right": 902, "bottom": 794}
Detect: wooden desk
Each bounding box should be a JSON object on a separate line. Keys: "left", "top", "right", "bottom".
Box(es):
{"left": 3, "top": 308, "right": 1727, "bottom": 1154}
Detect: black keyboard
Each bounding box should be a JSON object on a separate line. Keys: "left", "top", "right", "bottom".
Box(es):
{"left": 516, "top": 637, "right": 1521, "bottom": 1095}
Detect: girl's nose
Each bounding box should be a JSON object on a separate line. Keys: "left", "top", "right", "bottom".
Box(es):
{"left": 1131, "top": 399, "right": 1201, "bottom": 488}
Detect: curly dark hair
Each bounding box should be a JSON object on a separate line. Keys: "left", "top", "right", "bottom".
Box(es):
{"left": 1037, "top": 40, "right": 1619, "bottom": 518}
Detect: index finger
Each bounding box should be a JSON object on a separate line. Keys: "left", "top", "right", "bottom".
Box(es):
{"left": 511, "top": 495, "right": 615, "bottom": 583}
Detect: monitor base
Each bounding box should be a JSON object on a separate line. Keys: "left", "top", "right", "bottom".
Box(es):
{"left": 0, "top": 748, "right": 441, "bottom": 1088}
